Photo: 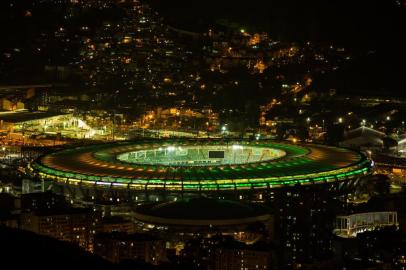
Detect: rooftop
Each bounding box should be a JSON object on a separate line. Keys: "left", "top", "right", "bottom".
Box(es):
{"left": 136, "top": 197, "right": 270, "bottom": 220}
{"left": 95, "top": 232, "right": 161, "bottom": 242}
{"left": 0, "top": 110, "right": 67, "bottom": 123}
{"left": 29, "top": 207, "right": 94, "bottom": 217}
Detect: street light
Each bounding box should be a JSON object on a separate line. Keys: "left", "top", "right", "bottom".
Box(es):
{"left": 221, "top": 125, "right": 227, "bottom": 139}
{"left": 338, "top": 117, "right": 343, "bottom": 124}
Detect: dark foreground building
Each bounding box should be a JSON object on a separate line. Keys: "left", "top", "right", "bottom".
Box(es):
{"left": 94, "top": 232, "right": 167, "bottom": 265}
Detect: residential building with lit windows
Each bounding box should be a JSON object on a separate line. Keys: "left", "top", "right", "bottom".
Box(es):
{"left": 20, "top": 208, "right": 97, "bottom": 250}
{"left": 96, "top": 216, "right": 135, "bottom": 234}
{"left": 93, "top": 232, "right": 167, "bottom": 265}
{"left": 214, "top": 241, "right": 272, "bottom": 270}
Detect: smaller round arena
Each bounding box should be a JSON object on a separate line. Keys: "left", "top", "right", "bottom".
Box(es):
{"left": 133, "top": 197, "right": 272, "bottom": 228}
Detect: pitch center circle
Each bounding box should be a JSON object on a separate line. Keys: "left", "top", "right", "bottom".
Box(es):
{"left": 116, "top": 145, "right": 286, "bottom": 167}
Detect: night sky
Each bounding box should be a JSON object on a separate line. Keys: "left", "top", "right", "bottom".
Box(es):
{"left": 149, "top": 0, "right": 404, "bottom": 46}
{"left": 149, "top": 0, "right": 405, "bottom": 96}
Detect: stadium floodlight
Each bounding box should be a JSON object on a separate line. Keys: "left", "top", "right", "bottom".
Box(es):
{"left": 232, "top": 144, "right": 243, "bottom": 150}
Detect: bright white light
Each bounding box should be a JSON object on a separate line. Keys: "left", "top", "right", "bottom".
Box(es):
{"left": 232, "top": 144, "right": 243, "bottom": 150}
{"left": 77, "top": 119, "right": 87, "bottom": 128}
{"left": 398, "top": 138, "right": 406, "bottom": 145}
{"left": 167, "top": 146, "right": 176, "bottom": 151}
{"left": 221, "top": 125, "right": 227, "bottom": 132}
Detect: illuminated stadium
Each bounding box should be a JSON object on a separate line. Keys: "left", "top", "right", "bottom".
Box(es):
{"left": 30, "top": 140, "right": 373, "bottom": 201}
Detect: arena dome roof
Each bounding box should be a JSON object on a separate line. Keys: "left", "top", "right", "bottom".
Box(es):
{"left": 133, "top": 197, "right": 272, "bottom": 227}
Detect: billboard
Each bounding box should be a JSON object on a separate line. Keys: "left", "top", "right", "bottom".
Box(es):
{"left": 209, "top": 150, "right": 225, "bottom": 159}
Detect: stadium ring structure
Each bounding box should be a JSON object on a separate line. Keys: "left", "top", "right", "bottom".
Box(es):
{"left": 29, "top": 140, "right": 373, "bottom": 201}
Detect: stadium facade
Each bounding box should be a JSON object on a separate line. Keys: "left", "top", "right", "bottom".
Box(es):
{"left": 29, "top": 139, "right": 373, "bottom": 202}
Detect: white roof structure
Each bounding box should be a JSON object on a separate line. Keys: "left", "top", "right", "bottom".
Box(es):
{"left": 340, "top": 126, "right": 386, "bottom": 149}
{"left": 398, "top": 135, "right": 406, "bottom": 146}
